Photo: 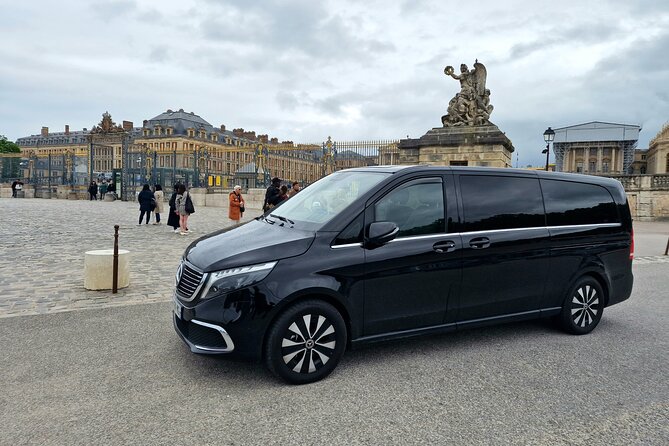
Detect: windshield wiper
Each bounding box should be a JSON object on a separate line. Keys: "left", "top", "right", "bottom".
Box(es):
{"left": 260, "top": 215, "right": 275, "bottom": 224}
{"left": 270, "top": 213, "right": 294, "bottom": 225}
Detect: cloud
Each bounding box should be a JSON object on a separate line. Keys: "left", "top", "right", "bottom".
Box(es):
{"left": 89, "top": 0, "right": 137, "bottom": 22}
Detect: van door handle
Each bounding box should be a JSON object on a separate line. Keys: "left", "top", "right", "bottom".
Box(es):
{"left": 433, "top": 240, "right": 456, "bottom": 253}
{"left": 469, "top": 237, "right": 490, "bottom": 249}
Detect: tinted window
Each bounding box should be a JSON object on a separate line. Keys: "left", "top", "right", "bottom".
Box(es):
{"left": 460, "top": 175, "right": 544, "bottom": 232}
{"left": 374, "top": 179, "right": 445, "bottom": 237}
{"left": 334, "top": 213, "right": 364, "bottom": 245}
{"left": 541, "top": 179, "right": 618, "bottom": 225}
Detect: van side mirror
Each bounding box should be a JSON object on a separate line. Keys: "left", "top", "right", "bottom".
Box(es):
{"left": 365, "top": 222, "right": 399, "bottom": 248}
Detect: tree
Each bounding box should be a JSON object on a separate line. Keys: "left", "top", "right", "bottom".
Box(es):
{"left": 0, "top": 135, "right": 22, "bottom": 180}
{"left": 0, "top": 135, "right": 21, "bottom": 153}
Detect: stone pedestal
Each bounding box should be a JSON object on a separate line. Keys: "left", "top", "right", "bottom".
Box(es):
{"left": 84, "top": 249, "right": 130, "bottom": 290}
{"left": 103, "top": 192, "right": 117, "bottom": 202}
{"left": 399, "top": 124, "right": 514, "bottom": 168}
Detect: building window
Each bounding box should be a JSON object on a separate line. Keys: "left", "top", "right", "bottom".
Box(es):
{"left": 588, "top": 160, "right": 596, "bottom": 172}
{"left": 602, "top": 161, "right": 609, "bottom": 173}
{"left": 576, "top": 162, "right": 583, "bottom": 173}
{"left": 450, "top": 160, "right": 468, "bottom": 166}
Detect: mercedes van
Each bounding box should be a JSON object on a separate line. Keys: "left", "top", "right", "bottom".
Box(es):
{"left": 173, "top": 166, "right": 634, "bottom": 384}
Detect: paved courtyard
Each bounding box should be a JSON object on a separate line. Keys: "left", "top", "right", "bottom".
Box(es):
{"left": 0, "top": 197, "right": 260, "bottom": 318}
{"left": 1, "top": 197, "right": 668, "bottom": 319}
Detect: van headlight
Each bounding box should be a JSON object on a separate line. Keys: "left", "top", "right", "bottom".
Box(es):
{"left": 201, "top": 262, "right": 277, "bottom": 297}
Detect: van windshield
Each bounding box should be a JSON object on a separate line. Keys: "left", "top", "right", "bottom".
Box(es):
{"left": 268, "top": 171, "right": 390, "bottom": 230}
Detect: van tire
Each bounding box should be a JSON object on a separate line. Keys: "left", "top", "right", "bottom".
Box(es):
{"left": 559, "top": 277, "right": 604, "bottom": 335}
{"left": 264, "top": 300, "right": 347, "bottom": 384}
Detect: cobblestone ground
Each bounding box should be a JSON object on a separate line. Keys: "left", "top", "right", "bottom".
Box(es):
{"left": 1, "top": 198, "right": 667, "bottom": 318}
{"left": 0, "top": 197, "right": 260, "bottom": 318}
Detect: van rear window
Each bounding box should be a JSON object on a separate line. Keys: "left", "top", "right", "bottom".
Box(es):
{"left": 540, "top": 179, "right": 618, "bottom": 226}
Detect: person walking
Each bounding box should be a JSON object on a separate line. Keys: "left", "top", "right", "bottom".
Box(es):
{"left": 263, "top": 177, "right": 282, "bottom": 212}
{"left": 288, "top": 181, "right": 301, "bottom": 198}
{"left": 152, "top": 184, "right": 164, "bottom": 225}
{"left": 175, "top": 183, "right": 193, "bottom": 235}
{"left": 88, "top": 181, "right": 98, "bottom": 200}
{"left": 99, "top": 180, "right": 108, "bottom": 200}
{"left": 279, "top": 185, "right": 289, "bottom": 203}
{"left": 228, "top": 185, "right": 245, "bottom": 224}
{"left": 106, "top": 180, "right": 116, "bottom": 196}
{"left": 167, "top": 184, "right": 181, "bottom": 233}
{"left": 137, "top": 184, "right": 155, "bottom": 225}
{"left": 11, "top": 179, "right": 18, "bottom": 198}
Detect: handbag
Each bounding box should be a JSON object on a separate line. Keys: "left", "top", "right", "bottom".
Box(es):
{"left": 240, "top": 203, "right": 245, "bottom": 213}
{"left": 150, "top": 198, "right": 157, "bottom": 210}
{"left": 185, "top": 194, "right": 195, "bottom": 214}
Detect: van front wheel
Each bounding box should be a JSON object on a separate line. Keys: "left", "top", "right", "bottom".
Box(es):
{"left": 264, "top": 300, "right": 347, "bottom": 384}
{"left": 559, "top": 277, "right": 604, "bottom": 335}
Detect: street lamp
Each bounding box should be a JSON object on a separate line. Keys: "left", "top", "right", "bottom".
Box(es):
{"left": 543, "top": 127, "right": 555, "bottom": 171}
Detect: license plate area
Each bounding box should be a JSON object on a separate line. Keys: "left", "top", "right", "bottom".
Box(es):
{"left": 174, "top": 299, "right": 183, "bottom": 319}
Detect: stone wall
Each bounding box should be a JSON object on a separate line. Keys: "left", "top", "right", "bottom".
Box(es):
{"left": 610, "top": 174, "right": 669, "bottom": 221}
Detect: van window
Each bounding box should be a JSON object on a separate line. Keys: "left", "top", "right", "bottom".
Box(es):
{"left": 333, "top": 213, "right": 364, "bottom": 245}
{"left": 374, "top": 179, "right": 444, "bottom": 237}
{"left": 460, "top": 175, "right": 544, "bottom": 232}
{"left": 540, "top": 179, "right": 618, "bottom": 226}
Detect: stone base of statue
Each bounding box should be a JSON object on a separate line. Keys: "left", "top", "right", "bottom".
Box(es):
{"left": 398, "top": 123, "right": 514, "bottom": 168}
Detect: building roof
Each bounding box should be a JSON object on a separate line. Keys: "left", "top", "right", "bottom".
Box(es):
{"left": 553, "top": 121, "right": 641, "bottom": 143}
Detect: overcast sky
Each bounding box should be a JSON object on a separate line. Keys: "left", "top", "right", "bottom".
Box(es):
{"left": 2, "top": 0, "right": 668, "bottom": 166}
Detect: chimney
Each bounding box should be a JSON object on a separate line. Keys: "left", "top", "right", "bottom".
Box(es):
{"left": 65, "top": 125, "right": 70, "bottom": 135}
{"left": 233, "top": 128, "right": 244, "bottom": 137}
{"left": 259, "top": 134, "right": 269, "bottom": 144}
{"left": 270, "top": 137, "right": 279, "bottom": 144}
{"left": 243, "top": 131, "right": 257, "bottom": 140}
{"left": 41, "top": 126, "right": 49, "bottom": 137}
{"left": 220, "top": 124, "right": 226, "bottom": 132}
{"left": 122, "top": 120, "right": 133, "bottom": 131}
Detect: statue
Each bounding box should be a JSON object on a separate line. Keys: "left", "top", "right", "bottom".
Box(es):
{"left": 442, "top": 60, "right": 494, "bottom": 127}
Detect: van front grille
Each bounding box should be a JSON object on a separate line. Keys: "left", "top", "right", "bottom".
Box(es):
{"left": 176, "top": 262, "right": 205, "bottom": 300}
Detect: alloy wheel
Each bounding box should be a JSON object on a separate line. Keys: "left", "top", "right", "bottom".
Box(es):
{"left": 571, "top": 284, "right": 600, "bottom": 328}
{"left": 281, "top": 314, "right": 337, "bottom": 374}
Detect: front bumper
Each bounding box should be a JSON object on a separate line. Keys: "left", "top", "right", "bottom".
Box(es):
{"left": 173, "top": 299, "right": 235, "bottom": 354}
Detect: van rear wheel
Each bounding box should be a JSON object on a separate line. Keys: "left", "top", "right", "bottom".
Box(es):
{"left": 559, "top": 277, "right": 604, "bottom": 335}
{"left": 264, "top": 300, "right": 346, "bottom": 384}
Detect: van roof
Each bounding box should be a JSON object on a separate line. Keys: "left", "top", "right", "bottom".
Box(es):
{"left": 344, "top": 165, "right": 625, "bottom": 188}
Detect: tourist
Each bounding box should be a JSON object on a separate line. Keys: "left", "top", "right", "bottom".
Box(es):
{"left": 88, "top": 181, "right": 98, "bottom": 200}
{"left": 263, "top": 177, "right": 282, "bottom": 212}
{"left": 137, "top": 184, "right": 155, "bottom": 225}
{"left": 167, "top": 184, "right": 181, "bottom": 233}
{"left": 106, "top": 180, "right": 116, "bottom": 198}
{"left": 288, "top": 181, "right": 301, "bottom": 198}
{"left": 99, "top": 180, "right": 107, "bottom": 200}
{"left": 152, "top": 184, "right": 164, "bottom": 225}
{"left": 228, "top": 185, "right": 244, "bottom": 224}
{"left": 175, "top": 183, "right": 193, "bottom": 235}
{"left": 279, "top": 185, "right": 289, "bottom": 203}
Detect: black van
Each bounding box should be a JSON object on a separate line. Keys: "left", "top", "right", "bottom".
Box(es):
{"left": 173, "top": 166, "right": 634, "bottom": 384}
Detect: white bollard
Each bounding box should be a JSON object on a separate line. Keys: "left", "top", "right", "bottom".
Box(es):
{"left": 84, "top": 249, "right": 130, "bottom": 290}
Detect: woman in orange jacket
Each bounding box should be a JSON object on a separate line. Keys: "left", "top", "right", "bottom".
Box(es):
{"left": 228, "top": 185, "right": 245, "bottom": 223}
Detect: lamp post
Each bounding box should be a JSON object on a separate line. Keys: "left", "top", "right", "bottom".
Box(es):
{"left": 543, "top": 127, "right": 555, "bottom": 171}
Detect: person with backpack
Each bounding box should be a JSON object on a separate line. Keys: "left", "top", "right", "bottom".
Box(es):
{"left": 263, "top": 177, "right": 282, "bottom": 212}
{"left": 175, "top": 183, "right": 194, "bottom": 235}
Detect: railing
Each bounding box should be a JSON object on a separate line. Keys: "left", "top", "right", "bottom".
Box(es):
{"left": 606, "top": 174, "right": 669, "bottom": 191}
